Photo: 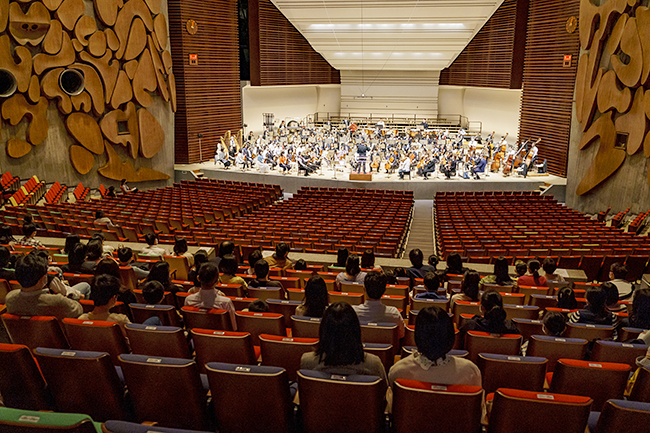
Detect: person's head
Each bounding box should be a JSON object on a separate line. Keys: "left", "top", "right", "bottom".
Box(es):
{"left": 542, "top": 311, "right": 567, "bottom": 337}
{"left": 364, "top": 271, "right": 387, "bottom": 300}
{"left": 481, "top": 290, "right": 506, "bottom": 327}
{"left": 601, "top": 281, "right": 619, "bottom": 308}
{"left": 91, "top": 233, "right": 105, "bottom": 244}
{"left": 586, "top": 285, "right": 608, "bottom": 316}
{"left": 316, "top": 302, "right": 364, "bottom": 366}
{"left": 415, "top": 306, "right": 455, "bottom": 361}
{"left": 383, "top": 269, "right": 397, "bottom": 285}
{"left": 527, "top": 259, "right": 541, "bottom": 277}
{"left": 173, "top": 238, "right": 188, "bottom": 255}
{"left": 556, "top": 287, "right": 578, "bottom": 309}
{"left": 461, "top": 270, "right": 480, "bottom": 301}
{"left": 193, "top": 250, "right": 208, "bottom": 270}
{"left": 336, "top": 248, "right": 349, "bottom": 267}
{"left": 68, "top": 243, "right": 87, "bottom": 267}
{"left": 446, "top": 253, "right": 463, "bottom": 272}
{"left": 147, "top": 261, "right": 172, "bottom": 288}
{"left": 219, "top": 254, "right": 238, "bottom": 276}
{"left": 90, "top": 274, "right": 121, "bottom": 307}
{"left": 141, "top": 280, "right": 165, "bottom": 305}
{"left": 247, "top": 249, "right": 262, "bottom": 268}
{"left": 198, "top": 262, "right": 220, "bottom": 288}
{"left": 15, "top": 253, "right": 48, "bottom": 289}
{"left": 95, "top": 210, "right": 105, "bottom": 220}
{"left": 428, "top": 255, "right": 439, "bottom": 269}
{"left": 303, "top": 276, "right": 328, "bottom": 318}
{"left": 219, "top": 241, "right": 235, "bottom": 258}
{"left": 63, "top": 234, "right": 81, "bottom": 255}
{"left": 409, "top": 249, "right": 424, "bottom": 268}
{"left": 117, "top": 247, "right": 134, "bottom": 264}
{"left": 361, "top": 250, "right": 375, "bottom": 269}
{"left": 0, "top": 246, "right": 11, "bottom": 268}
{"left": 254, "top": 259, "right": 270, "bottom": 279}
{"left": 22, "top": 223, "right": 36, "bottom": 238}
{"left": 345, "top": 254, "right": 361, "bottom": 276}
{"left": 631, "top": 288, "right": 650, "bottom": 329}
{"left": 610, "top": 262, "right": 628, "bottom": 280}
{"left": 394, "top": 267, "right": 407, "bottom": 278}
{"left": 423, "top": 271, "right": 440, "bottom": 293}
{"left": 248, "top": 299, "right": 269, "bottom": 312}
{"left": 23, "top": 214, "right": 33, "bottom": 224}
{"left": 294, "top": 258, "right": 307, "bottom": 271}
{"left": 85, "top": 240, "right": 103, "bottom": 262}
{"left": 120, "top": 179, "right": 126, "bottom": 186}
{"left": 108, "top": 186, "right": 115, "bottom": 194}
{"left": 493, "top": 257, "right": 512, "bottom": 284}
{"left": 144, "top": 233, "right": 158, "bottom": 246}
{"left": 275, "top": 243, "right": 289, "bottom": 260}
{"left": 542, "top": 257, "right": 558, "bottom": 275}
{"left": 94, "top": 258, "right": 121, "bottom": 279}
{"left": 515, "top": 260, "right": 527, "bottom": 277}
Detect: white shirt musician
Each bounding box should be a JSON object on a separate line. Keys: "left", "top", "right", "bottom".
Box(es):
{"left": 398, "top": 157, "right": 411, "bottom": 180}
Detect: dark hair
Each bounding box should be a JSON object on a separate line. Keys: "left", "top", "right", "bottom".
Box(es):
{"left": 394, "top": 267, "right": 407, "bottom": 278}
{"left": 117, "top": 247, "right": 133, "bottom": 263}
{"left": 22, "top": 223, "right": 37, "bottom": 237}
{"left": 147, "top": 261, "right": 173, "bottom": 290}
{"left": 91, "top": 233, "right": 105, "bottom": 243}
{"left": 409, "top": 249, "right": 424, "bottom": 268}
{"left": 345, "top": 254, "right": 361, "bottom": 277}
{"left": 23, "top": 214, "right": 33, "bottom": 224}
{"left": 423, "top": 271, "right": 440, "bottom": 292}
{"left": 557, "top": 287, "right": 578, "bottom": 309}
{"left": 219, "top": 254, "right": 238, "bottom": 276}
{"left": 141, "top": 280, "right": 165, "bottom": 305}
{"left": 275, "top": 242, "right": 289, "bottom": 259}
{"left": 445, "top": 253, "right": 464, "bottom": 274}
{"left": 193, "top": 250, "right": 209, "bottom": 270}
{"left": 254, "top": 259, "right": 269, "bottom": 279}
{"left": 173, "top": 238, "right": 188, "bottom": 255}
{"left": 247, "top": 249, "right": 262, "bottom": 268}
{"left": 144, "top": 233, "right": 158, "bottom": 246}
{"left": 528, "top": 259, "right": 541, "bottom": 278}
{"left": 85, "top": 240, "right": 103, "bottom": 261}
{"left": 461, "top": 270, "right": 480, "bottom": 301}
{"left": 493, "top": 257, "right": 513, "bottom": 285}
{"left": 63, "top": 234, "right": 81, "bottom": 255}
{"left": 248, "top": 299, "right": 269, "bottom": 312}
{"left": 415, "top": 306, "right": 455, "bottom": 361}
{"left": 630, "top": 288, "right": 650, "bottom": 329}
{"left": 294, "top": 258, "right": 307, "bottom": 271}
{"left": 94, "top": 258, "right": 121, "bottom": 279}
{"left": 481, "top": 290, "right": 507, "bottom": 331}
{"left": 364, "top": 271, "right": 387, "bottom": 299}
{"left": 198, "top": 262, "right": 219, "bottom": 286}
{"left": 0, "top": 246, "right": 11, "bottom": 268}
{"left": 384, "top": 269, "right": 397, "bottom": 285}
{"left": 428, "top": 255, "right": 439, "bottom": 269}
{"left": 542, "top": 311, "right": 566, "bottom": 337}
{"left": 601, "top": 281, "right": 619, "bottom": 307}
{"left": 361, "top": 250, "right": 375, "bottom": 269}
{"left": 219, "top": 241, "right": 235, "bottom": 258}
{"left": 120, "top": 179, "right": 127, "bottom": 185}
{"left": 610, "top": 262, "right": 627, "bottom": 280}
{"left": 95, "top": 210, "right": 105, "bottom": 220}
{"left": 90, "top": 274, "right": 121, "bottom": 306}
{"left": 336, "top": 248, "right": 349, "bottom": 267}
{"left": 542, "top": 257, "right": 558, "bottom": 275}
{"left": 16, "top": 253, "right": 48, "bottom": 288}
{"left": 586, "top": 285, "right": 608, "bottom": 317}
{"left": 303, "top": 276, "right": 328, "bottom": 318}
{"left": 0, "top": 225, "right": 16, "bottom": 245}
{"left": 515, "top": 261, "right": 527, "bottom": 277}
{"left": 68, "top": 243, "right": 87, "bottom": 267}
{"left": 316, "top": 302, "right": 365, "bottom": 366}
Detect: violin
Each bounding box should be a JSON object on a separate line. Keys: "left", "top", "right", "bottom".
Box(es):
{"left": 385, "top": 155, "right": 395, "bottom": 171}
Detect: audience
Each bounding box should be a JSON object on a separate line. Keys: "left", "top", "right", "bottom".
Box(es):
{"left": 187, "top": 250, "right": 209, "bottom": 288}
{"left": 140, "top": 233, "right": 168, "bottom": 257}
{"left": 427, "top": 254, "right": 439, "bottom": 270}
{"left": 248, "top": 259, "right": 283, "bottom": 295}
{"left": 62, "top": 234, "right": 81, "bottom": 255}
{"left": 0, "top": 246, "right": 16, "bottom": 281}
{"left": 556, "top": 286, "right": 578, "bottom": 310}
{"left": 212, "top": 240, "right": 235, "bottom": 269}
{"left": 219, "top": 254, "right": 248, "bottom": 289}
{"left": 542, "top": 311, "right": 567, "bottom": 337}
{"left": 450, "top": 270, "right": 481, "bottom": 308}
{"left": 414, "top": 271, "right": 446, "bottom": 300}
{"left": 458, "top": 290, "right": 520, "bottom": 348}
{"left": 294, "top": 258, "right": 308, "bottom": 271}
{"left": 479, "top": 256, "right": 514, "bottom": 290}
{"left": 264, "top": 242, "right": 294, "bottom": 270}
{"left": 335, "top": 254, "right": 366, "bottom": 290}
{"left": 514, "top": 260, "right": 527, "bottom": 278}
{"left": 17, "top": 223, "right": 43, "bottom": 248}
{"left": 296, "top": 275, "right": 329, "bottom": 317}
{"left": 117, "top": 247, "right": 150, "bottom": 279}
{"left": 406, "top": 248, "right": 436, "bottom": 281}
{"left": 79, "top": 275, "right": 130, "bottom": 336}
{"left": 361, "top": 249, "right": 376, "bottom": 270}
{"left": 444, "top": 253, "right": 468, "bottom": 277}
{"left": 246, "top": 249, "right": 263, "bottom": 275}
{"left": 568, "top": 284, "right": 618, "bottom": 328}
{"left": 146, "top": 261, "right": 180, "bottom": 293}
{"left": 184, "top": 262, "right": 236, "bottom": 330}
{"left": 94, "top": 210, "right": 116, "bottom": 228}
{"left": 139, "top": 280, "right": 165, "bottom": 326}
{"left": 82, "top": 240, "right": 104, "bottom": 273}
{"left": 609, "top": 262, "right": 634, "bottom": 300}
{"left": 353, "top": 271, "right": 405, "bottom": 339}
{"left": 331, "top": 248, "right": 349, "bottom": 271}
{"left": 601, "top": 281, "right": 625, "bottom": 314}
{"left": 0, "top": 225, "right": 17, "bottom": 246}
{"left": 517, "top": 259, "right": 547, "bottom": 287}
{"left": 623, "top": 288, "right": 650, "bottom": 330}
{"left": 542, "top": 257, "right": 565, "bottom": 282}
{"left": 61, "top": 243, "right": 87, "bottom": 274}
{"left": 245, "top": 299, "right": 269, "bottom": 312}
{"left": 173, "top": 237, "right": 194, "bottom": 267}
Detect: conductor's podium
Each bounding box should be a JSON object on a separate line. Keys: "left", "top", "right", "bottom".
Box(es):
{"left": 349, "top": 173, "right": 373, "bottom": 181}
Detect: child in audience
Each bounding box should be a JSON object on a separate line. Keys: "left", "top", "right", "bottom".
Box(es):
{"left": 296, "top": 275, "right": 328, "bottom": 318}
{"left": 517, "top": 259, "right": 547, "bottom": 287}
{"left": 451, "top": 270, "right": 480, "bottom": 308}
{"left": 568, "top": 284, "right": 618, "bottom": 328}
{"left": 219, "top": 254, "right": 248, "bottom": 289}
{"left": 415, "top": 271, "right": 446, "bottom": 300}
{"left": 246, "top": 249, "right": 262, "bottom": 275}
{"left": 294, "top": 259, "right": 308, "bottom": 271}
{"left": 556, "top": 286, "right": 578, "bottom": 310}
{"left": 245, "top": 299, "right": 269, "bottom": 312}
{"left": 542, "top": 311, "right": 567, "bottom": 336}
{"left": 458, "top": 290, "right": 520, "bottom": 348}
{"left": 542, "top": 257, "right": 565, "bottom": 282}
{"left": 79, "top": 274, "right": 131, "bottom": 336}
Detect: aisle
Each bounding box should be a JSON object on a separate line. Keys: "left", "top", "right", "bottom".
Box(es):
{"left": 402, "top": 200, "right": 435, "bottom": 259}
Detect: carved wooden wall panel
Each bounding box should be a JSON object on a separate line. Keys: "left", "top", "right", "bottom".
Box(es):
{"left": 0, "top": 0, "right": 175, "bottom": 182}
{"left": 518, "top": 0, "right": 580, "bottom": 177}
{"left": 249, "top": 0, "right": 340, "bottom": 87}
{"left": 168, "top": 0, "right": 241, "bottom": 164}
{"left": 439, "top": 0, "right": 528, "bottom": 89}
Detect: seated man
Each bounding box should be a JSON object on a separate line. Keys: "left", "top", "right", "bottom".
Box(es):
{"left": 5, "top": 253, "right": 83, "bottom": 320}
{"left": 609, "top": 262, "right": 634, "bottom": 300}
{"left": 472, "top": 157, "right": 487, "bottom": 179}
{"left": 117, "top": 247, "right": 150, "bottom": 279}
{"left": 353, "top": 271, "right": 405, "bottom": 339}
{"left": 249, "top": 259, "right": 285, "bottom": 298}
{"left": 398, "top": 157, "right": 411, "bottom": 180}
{"left": 414, "top": 272, "right": 446, "bottom": 300}
{"left": 139, "top": 233, "right": 168, "bottom": 257}
{"left": 184, "top": 262, "right": 236, "bottom": 330}
{"left": 17, "top": 223, "right": 44, "bottom": 248}
{"left": 264, "top": 242, "right": 294, "bottom": 270}
{"left": 406, "top": 248, "right": 436, "bottom": 281}
{"left": 78, "top": 274, "right": 130, "bottom": 336}
{"left": 419, "top": 157, "right": 436, "bottom": 179}
{"left": 139, "top": 280, "right": 166, "bottom": 326}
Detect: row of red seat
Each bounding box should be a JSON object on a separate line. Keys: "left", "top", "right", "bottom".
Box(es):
{"left": 44, "top": 182, "right": 68, "bottom": 205}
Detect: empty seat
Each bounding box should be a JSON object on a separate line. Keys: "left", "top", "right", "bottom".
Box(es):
{"left": 478, "top": 353, "right": 547, "bottom": 394}
{"left": 503, "top": 305, "right": 539, "bottom": 321}
{"left": 129, "top": 303, "right": 181, "bottom": 327}
{"left": 526, "top": 335, "right": 588, "bottom": 371}
{"left": 360, "top": 322, "right": 400, "bottom": 360}
{"left": 291, "top": 315, "right": 321, "bottom": 338}
{"left": 125, "top": 323, "right": 191, "bottom": 359}
{"left": 392, "top": 379, "right": 482, "bottom": 433}
{"left": 267, "top": 298, "right": 302, "bottom": 329}
{"left": 511, "top": 318, "right": 544, "bottom": 343}
{"left": 565, "top": 323, "right": 615, "bottom": 341}
{"left": 247, "top": 287, "right": 283, "bottom": 302}
{"left": 0, "top": 343, "right": 52, "bottom": 410}
{"left": 465, "top": 331, "right": 522, "bottom": 364}
{"left": 62, "top": 318, "right": 130, "bottom": 365}
{"left": 235, "top": 312, "right": 286, "bottom": 345}
{"left": 181, "top": 306, "right": 232, "bottom": 331}
{"left": 0, "top": 406, "right": 98, "bottom": 432}
{"left": 591, "top": 399, "right": 650, "bottom": 433}
{"left": 191, "top": 329, "right": 258, "bottom": 370}
{"left": 163, "top": 255, "right": 191, "bottom": 281}
{"left": 328, "top": 291, "right": 364, "bottom": 305}
{"left": 259, "top": 334, "right": 318, "bottom": 382}
{"left": 206, "top": 362, "right": 293, "bottom": 433}
{"left": 590, "top": 340, "right": 648, "bottom": 367}
{"left": 2, "top": 314, "right": 69, "bottom": 350}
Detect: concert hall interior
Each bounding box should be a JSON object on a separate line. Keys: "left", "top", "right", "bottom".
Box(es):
{"left": 1, "top": 0, "right": 650, "bottom": 432}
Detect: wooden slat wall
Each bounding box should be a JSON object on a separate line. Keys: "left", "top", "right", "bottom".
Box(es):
{"left": 249, "top": 0, "right": 340, "bottom": 86}
{"left": 518, "top": 0, "right": 580, "bottom": 177}
{"left": 439, "top": 0, "right": 528, "bottom": 89}
{"left": 168, "top": 0, "right": 242, "bottom": 164}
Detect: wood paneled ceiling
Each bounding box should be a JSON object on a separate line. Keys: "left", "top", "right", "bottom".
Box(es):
{"left": 271, "top": 0, "right": 505, "bottom": 71}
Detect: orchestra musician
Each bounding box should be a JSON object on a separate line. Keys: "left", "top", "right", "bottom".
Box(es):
{"left": 297, "top": 152, "right": 317, "bottom": 176}
{"left": 418, "top": 156, "right": 437, "bottom": 180}
{"left": 215, "top": 146, "right": 232, "bottom": 168}
{"left": 441, "top": 154, "right": 457, "bottom": 179}
{"left": 398, "top": 155, "right": 411, "bottom": 180}
{"left": 472, "top": 156, "right": 487, "bottom": 180}
{"left": 356, "top": 142, "right": 369, "bottom": 174}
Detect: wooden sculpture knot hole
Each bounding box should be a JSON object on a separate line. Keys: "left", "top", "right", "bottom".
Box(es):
{"left": 0, "top": 70, "right": 18, "bottom": 98}
{"left": 59, "top": 69, "right": 85, "bottom": 96}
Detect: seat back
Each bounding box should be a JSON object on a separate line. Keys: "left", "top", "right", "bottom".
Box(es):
{"left": 453, "top": 301, "right": 481, "bottom": 325}
{"left": 2, "top": 314, "right": 69, "bottom": 350}
{"left": 181, "top": 307, "right": 231, "bottom": 331}
{"left": 594, "top": 399, "right": 650, "bottom": 433}
{"left": 62, "top": 318, "right": 129, "bottom": 365}
{"left": 297, "top": 369, "right": 387, "bottom": 433}
{"left": 511, "top": 318, "right": 544, "bottom": 343}
{"left": 247, "top": 287, "right": 283, "bottom": 302}
{"left": 630, "top": 365, "right": 650, "bottom": 403}
{"left": 267, "top": 298, "right": 302, "bottom": 329}
{"left": 33, "top": 347, "right": 126, "bottom": 421}
{"left": 328, "top": 291, "right": 364, "bottom": 305}
{"left": 291, "top": 315, "right": 321, "bottom": 338}
{"left": 527, "top": 335, "right": 588, "bottom": 372}
{"left": 392, "top": 379, "right": 482, "bottom": 433}
{"left": 259, "top": 334, "right": 318, "bottom": 382}
{"left": 235, "top": 312, "right": 285, "bottom": 345}
{"left": 191, "top": 328, "right": 257, "bottom": 370}
{"left": 125, "top": 324, "right": 191, "bottom": 359}
{"left": 206, "top": 362, "right": 292, "bottom": 433}
{"left": 0, "top": 407, "right": 97, "bottom": 432}
{"left": 118, "top": 354, "right": 208, "bottom": 430}
{"left": 465, "top": 331, "right": 522, "bottom": 364}
{"left": 565, "top": 323, "right": 615, "bottom": 341}
{"left": 591, "top": 340, "right": 648, "bottom": 367}
{"left": 550, "top": 358, "right": 631, "bottom": 411}
{"left": 477, "top": 353, "right": 547, "bottom": 394}
{"left": 362, "top": 342, "right": 394, "bottom": 371}
{"left": 118, "top": 267, "right": 139, "bottom": 292}
{"left": 360, "top": 322, "right": 399, "bottom": 359}
{"left": 503, "top": 305, "right": 539, "bottom": 321}
{"left": 0, "top": 343, "right": 52, "bottom": 410}
{"left": 129, "top": 303, "right": 180, "bottom": 327}
{"left": 163, "top": 255, "right": 190, "bottom": 281}
{"left": 487, "top": 388, "right": 592, "bottom": 433}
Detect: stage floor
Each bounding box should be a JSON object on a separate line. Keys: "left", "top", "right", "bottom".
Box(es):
{"left": 175, "top": 162, "right": 567, "bottom": 199}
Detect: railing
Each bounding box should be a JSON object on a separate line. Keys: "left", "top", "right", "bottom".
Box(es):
{"left": 312, "top": 113, "right": 470, "bottom": 131}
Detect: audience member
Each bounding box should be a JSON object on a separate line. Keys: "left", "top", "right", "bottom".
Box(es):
{"left": 296, "top": 275, "right": 328, "bottom": 317}
{"left": 294, "top": 258, "right": 308, "bottom": 271}
{"left": 264, "top": 242, "right": 294, "bottom": 270}
{"left": 246, "top": 300, "right": 269, "bottom": 312}
{"left": 394, "top": 267, "right": 408, "bottom": 279}
{"left": 139, "top": 280, "right": 165, "bottom": 326}
{"left": 82, "top": 240, "right": 104, "bottom": 273}
{"left": 353, "top": 271, "right": 405, "bottom": 338}
{"left": 79, "top": 275, "right": 130, "bottom": 336}
{"left": 428, "top": 255, "right": 439, "bottom": 270}
{"left": 407, "top": 248, "right": 436, "bottom": 281}
{"left": 331, "top": 248, "right": 349, "bottom": 270}
{"left": 91, "top": 233, "right": 114, "bottom": 255}
{"left": 140, "top": 233, "right": 168, "bottom": 257}
{"left": 188, "top": 250, "right": 209, "bottom": 288}
{"left": 602, "top": 281, "right": 625, "bottom": 314}
{"left": 542, "top": 257, "right": 565, "bottom": 282}
{"left": 94, "top": 258, "right": 121, "bottom": 279}
{"left": 556, "top": 286, "right": 578, "bottom": 310}
{"left": 388, "top": 306, "right": 481, "bottom": 386}
{"left": 184, "top": 262, "right": 236, "bottom": 330}
{"left": 542, "top": 311, "right": 567, "bottom": 337}
{"left": 219, "top": 254, "right": 248, "bottom": 289}
{"left": 624, "top": 288, "right": 650, "bottom": 330}
{"left": 568, "top": 284, "right": 618, "bottom": 329}
{"left": 414, "top": 271, "right": 446, "bottom": 300}
{"left": 514, "top": 260, "right": 527, "bottom": 278}
{"left": 609, "top": 262, "right": 634, "bottom": 300}
{"left": 479, "top": 257, "right": 514, "bottom": 289}
{"left": 246, "top": 249, "right": 263, "bottom": 275}
{"left": 450, "top": 270, "right": 481, "bottom": 308}
{"left": 117, "top": 247, "right": 150, "bottom": 279}
{"left": 61, "top": 243, "right": 87, "bottom": 274}
{"left": 62, "top": 234, "right": 81, "bottom": 255}
{"left": 0, "top": 225, "right": 17, "bottom": 246}
{"left": 361, "top": 249, "right": 376, "bottom": 270}
{"left": 335, "top": 254, "right": 366, "bottom": 290}
{"left": 444, "top": 253, "right": 468, "bottom": 277}
{"left": 458, "top": 290, "right": 520, "bottom": 348}
{"left": 212, "top": 240, "right": 236, "bottom": 269}
{"left": 173, "top": 237, "right": 194, "bottom": 267}
{"left": 0, "top": 246, "right": 16, "bottom": 281}
{"left": 17, "top": 223, "right": 43, "bottom": 248}
{"left": 146, "top": 261, "right": 180, "bottom": 293}
{"left": 249, "top": 259, "right": 283, "bottom": 296}
{"left": 94, "top": 210, "right": 116, "bottom": 228}
{"left": 384, "top": 269, "right": 397, "bottom": 285}
{"left": 517, "top": 259, "right": 547, "bottom": 287}
{"left": 300, "top": 302, "right": 387, "bottom": 385}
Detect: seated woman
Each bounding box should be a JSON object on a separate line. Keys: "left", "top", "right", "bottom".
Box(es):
{"left": 479, "top": 256, "right": 515, "bottom": 290}
{"left": 444, "top": 253, "right": 468, "bottom": 278}
{"left": 458, "top": 290, "right": 520, "bottom": 348}
{"left": 330, "top": 248, "right": 349, "bottom": 272}
{"left": 556, "top": 286, "right": 578, "bottom": 310}
{"left": 388, "top": 305, "right": 481, "bottom": 386}
{"left": 621, "top": 288, "right": 650, "bottom": 331}
{"left": 361, "top": 249, "right": 376, "bottom": 271}
{"left": 146, "top": 261, "right": 181, "bottom": 294}
{"left": 187, "top": 250, "right": 209, "bottom": 292}
{"left": 300, "top": 302, "right": 387, "bottom": 385}
{"left": 568, "top": 284, "right": 617, "bottom": 328}
{"left": 219, "top": 254, "right": 248, "bottom": 289}
{"left": 450, "top": 270, "right": 480, "bottom": 308}
{"left": 61, "top": 243, "right": 88, "bottom": 274}
{"left": 334, "top": 254, "right": 367, "bottom": 291}
{"left": 173, "top": 237, "right": 194, "bottom": 267}
{"left": 0, "top": 226, "right": 17, "bottom": 246}
{"left": 517, "top": 259, "right": 547, "bottom": 287}
{"left": 295, "top": 275, "right": 328, "bottom": 318}
{"left": 542, "top": 257, "right": 565, "bottom": 282}
{"left": 542, "top": 311, "right": 567, "bottom": 337}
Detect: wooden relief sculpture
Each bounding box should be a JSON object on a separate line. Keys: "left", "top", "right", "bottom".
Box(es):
{"left": 576, "top": 0, "right": 650, "bottom": 194}
{"left": 0, "top": 0, "right": 175, "bottom": 182}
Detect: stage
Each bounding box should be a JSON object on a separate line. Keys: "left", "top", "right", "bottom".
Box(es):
{"left": 175, "top": 162, "right": 567, "bottom": 200}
